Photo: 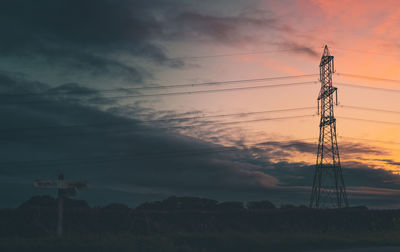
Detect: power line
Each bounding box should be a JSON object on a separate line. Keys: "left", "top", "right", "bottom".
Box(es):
{"left": 8, "top": 79, "right": 400, "bottom": 106}
{"left": 336, "top": 73, "right": 400, "bottom": 83}
{"left": 4, "top": 104, "right": 399, "bottom": 134}
{"left": 20, "top": 134, "right": 393, "bottom": 169}
{"left": 154, "top": 46, "right": 395, "bottom": 61}
{"left": 98, "top": 81, "right": 319, "bottom": 99}
{"left": 336, "top": 82, "right": 400, "bottom": 93}
{"left": 0, "top": 114, "right": 316, "bottom": 141}
{"left": 11, "top": 135, "right": 398, "bottom": 169}
{"left": 7, "top": 103, "right": 400, "bottom": 138}
{"left": 340, "top": 136, "right": 400, "bottom": 145}
{"left": 172, "top": 48, "right": 319, "bottom": 60}
{"left": 8, "top": 77, "right": 400, "bottom": 106}
{"left": 0, "top": 137, "right": 317, "bottom": 168}
{"left": 0, "top": 106, "right": 316, "bottom": 132}
{"left": 0, "top": 81, "right": 319, "bottom": 105}
{"left": 333, "top": 47, "right": 394, "bottom": 57}
{"left": 340, "top": 105, "right": 400, "bottom": 115}
{"left": 338, "top": 116, "right": 400, "bottom": 125}
{"left": 0, "top": 74, "right": 319, "bottom": 97}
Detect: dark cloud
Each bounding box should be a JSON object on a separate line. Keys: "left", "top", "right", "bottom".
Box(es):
{"left": 277, "top": 42, "right": 320, "bottom": 58}
{"left": 4, "top": 72, "right": 399, "bottom": 209}
{"left": 0, "top": 77, "right": 116, "bottom": 107}
{"left": 41, "top": 46, "right": 146, "bottom": 82}
{"left": 0, "top": 0, "right": 160, "bottom": 52}
{"left": 0, "top": 0, "right": 307, "bottom": 81}
{"left": 0, "top": 0, "right": 184, "bottom": 81}
{"left": 171, "top": 11, "right": 280, "bottom": 44}
{"left": 261, "top": 160, "right": 400, "bottom": 208}
{"left": 0, "top": 73, "right": 280, "bottom": 207}
{"left": 49, "top": 83, "right": 99, "bottom": 96}
{"left": 251, "top": 139, "right": 384, "bottom": 159}
{"left": 383, "top": 160, "right": 400, "bottom": 166}
{"left": 166, "top": 9, "right": 320, "bottom": 60}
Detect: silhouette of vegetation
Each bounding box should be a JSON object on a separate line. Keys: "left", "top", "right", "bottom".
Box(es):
{"left": 2, "top": 195, "right": 400, "bottom": 251}
{"left": 136, "top": 196, "right": 218, "bottom": 211}
{"left": 247, "top": 200, "right": 276, "bottom": 210}
{"left": 216, "top": 201, "right": 245, "bottom": 211}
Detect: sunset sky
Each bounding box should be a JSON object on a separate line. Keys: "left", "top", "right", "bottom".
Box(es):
{"left": 2, "top": 0, "right": 400, "bottom": 208}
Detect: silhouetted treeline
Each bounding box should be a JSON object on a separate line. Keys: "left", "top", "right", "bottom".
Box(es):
{"left": 2, "top": 195, "right": 399, "bottom": 238}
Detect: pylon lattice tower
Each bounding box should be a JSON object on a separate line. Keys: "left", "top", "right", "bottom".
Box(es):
{"left": 310, "top": 45, "right": 348, "bottom": 208}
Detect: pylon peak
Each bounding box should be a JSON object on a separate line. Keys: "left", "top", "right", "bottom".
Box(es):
{"left": 322, "top": 45, "right": 330, "bottom": 56}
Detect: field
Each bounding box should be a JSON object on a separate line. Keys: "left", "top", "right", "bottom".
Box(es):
{"left": 2, "top": 232, "right": 400, "bottom": 252}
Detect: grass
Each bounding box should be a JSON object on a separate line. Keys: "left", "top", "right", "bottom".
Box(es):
{"left": 1, "top": 231, "right": 400, "bottom": 252}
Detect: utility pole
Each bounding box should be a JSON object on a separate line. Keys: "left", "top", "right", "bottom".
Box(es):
{"left": 33, "top": 174, "right": 89, "bottom": 236}
{"left": 310, "top": 45, "right": 348, "bottom": 208}
{"left": 57, "top": 174, "right": 64, "bottom": 237}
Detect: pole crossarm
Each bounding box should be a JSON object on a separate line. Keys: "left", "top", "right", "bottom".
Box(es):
{"left": 33, "top": 174, "right": 89, "bottom": 236}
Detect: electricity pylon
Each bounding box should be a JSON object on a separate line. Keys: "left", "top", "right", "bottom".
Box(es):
{"left": 310, "top": 45, "right": 348, "bottom": 208}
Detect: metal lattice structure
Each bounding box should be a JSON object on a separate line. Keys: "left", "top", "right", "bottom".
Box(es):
{"left": 309, "top": 45, "right": 348, "bottom": 208}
